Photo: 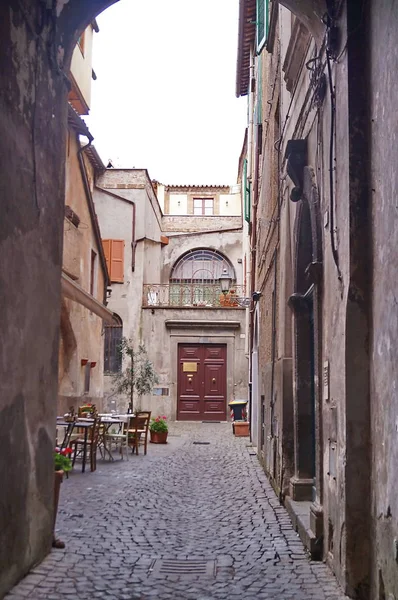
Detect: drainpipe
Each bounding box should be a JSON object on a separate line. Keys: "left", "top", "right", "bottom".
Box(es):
{"left": 247, "top": 49, "right": 256, "bottom": 439}
{"left": 77, "top": 137, "right": 110, "bottom": 306}
{"left": 247, "top": 49, "right": 255, "bottom": 179}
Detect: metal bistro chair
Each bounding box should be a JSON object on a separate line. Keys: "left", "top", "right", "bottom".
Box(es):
{"left": 127, "top": 411, "right": 151, "bottom": 455}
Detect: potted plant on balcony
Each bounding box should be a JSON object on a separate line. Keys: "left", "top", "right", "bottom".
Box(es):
{"left": 149, "top": 416, "right": 168, "bottom": 444}
{"left": 112, "top": 339, "right": 159, "bottom": 414}
{"left": 53, "top": 447, "right": 72, "bottom": 548}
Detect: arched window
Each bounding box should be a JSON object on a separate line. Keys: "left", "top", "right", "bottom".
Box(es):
{"left": 169, "top": 249, "right": 235, "bottom": 306}
{"left": 104, "top": 314, "right": 123, "bottom": 373}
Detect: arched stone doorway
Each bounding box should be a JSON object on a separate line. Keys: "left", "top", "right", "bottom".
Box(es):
{"left": 288, "top": 167, "right": 323, "bottom": 549}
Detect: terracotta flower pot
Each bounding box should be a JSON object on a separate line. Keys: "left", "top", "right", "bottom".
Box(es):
{"left": 233, "top": 421, "right": 250, "bottom": 437}
{"left": 150, "top": 430, "right": 168, "bottom": 444}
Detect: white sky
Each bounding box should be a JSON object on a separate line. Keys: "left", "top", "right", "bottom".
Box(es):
{"left": 84, "top": 0, "right": 247, "bottom": 186}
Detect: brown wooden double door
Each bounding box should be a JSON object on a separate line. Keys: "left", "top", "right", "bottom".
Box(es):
{"left": 177, "top": 344, "right": 227, "bottom": 421}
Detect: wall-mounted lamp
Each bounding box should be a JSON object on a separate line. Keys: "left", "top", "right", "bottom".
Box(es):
{"left": 90, "top": 361, "right": 97, "bottom": 368}
{"left": 219, "top": 268, "right": 233, "bottom": 296}
{"left": 81, "top": 358, "right": 88, "bottom": 366}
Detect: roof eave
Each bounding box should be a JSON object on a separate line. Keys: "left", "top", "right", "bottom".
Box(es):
{"left": 236, "top": 0, "right": 256, "bottom": 98}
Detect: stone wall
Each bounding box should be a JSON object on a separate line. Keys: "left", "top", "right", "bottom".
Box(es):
{"left": 162, "top": 215, "right": 242, "bottom": 232}
{"left": 0, "top": 0, "right": 117, "bottom": 594}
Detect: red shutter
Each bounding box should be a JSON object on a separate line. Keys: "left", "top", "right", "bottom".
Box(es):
{"left": 102, "top": 239, "right": 111, "bottom": 275}
{"left": 110, "top": 240, "right": 124, "bottom": 283}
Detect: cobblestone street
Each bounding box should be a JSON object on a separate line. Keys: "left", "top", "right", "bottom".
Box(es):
{"left": 7, "top": 423, "right": 348, "bottom": 600}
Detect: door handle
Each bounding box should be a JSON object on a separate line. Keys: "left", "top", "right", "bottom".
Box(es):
{"left": 212, "top": 377, "right": 216, "bottom": 384}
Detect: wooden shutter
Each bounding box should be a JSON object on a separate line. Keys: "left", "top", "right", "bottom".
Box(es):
{"left": 256, "top": 0, "right": 268, "bottom": 53}
{"left": 110, "top": 240, "right": 124, "bottom": 283}
{"left": 256, "top": 53, "right": 262, "bottom": 124}
{"left": 102, "top": 239, "right": 111, "bottom": 275}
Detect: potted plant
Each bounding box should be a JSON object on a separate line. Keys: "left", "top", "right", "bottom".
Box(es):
{"left": 112, "top": 339, "right": 159, "bottom": 414}
{"left": 53, "top": 448, "right": 72, "bottom": 549}
{"left": 149, "top": 416, "right": 168, "bottom": 444}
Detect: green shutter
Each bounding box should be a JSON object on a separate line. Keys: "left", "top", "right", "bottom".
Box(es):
{"left": 244, "top": 159, "right": 251, "bottom": 223}
{"left": 256, "top": 53, "right": 262, "bottom": 124}
{"left": 256, "top": 0, "right": 269, "bottom": 53}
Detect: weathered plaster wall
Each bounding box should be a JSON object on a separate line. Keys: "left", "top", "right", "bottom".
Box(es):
{"left": 162, "top": 215, "right": 242, "bottom": 232}
{"left": 0, "top": 0, "right": 117, "bottom": 594}
{"left": 0, "top": 3, "right": 66, "bottom": 594}
{"left": 94, "top": 170, "right": 163, "bottom": 412}
{"left": 251, "top": 2, "right": 371, "bottom": 594}
{"left": 94, "top": 170, "right": 246, "bottom": 419}
{"left": 141, "top": 308, "right": 247, "bottom": 419}
{"left": 59, "top": 133, "right": 106, "bottom": 415}
{"left": 69, "top": 23, "right": 95, "bottom": 113}
{"left": 162, "top": 230, "right": 245, "bottom": 286}
{"left": 369, "top": 2, "right": 398, "bottom": 598}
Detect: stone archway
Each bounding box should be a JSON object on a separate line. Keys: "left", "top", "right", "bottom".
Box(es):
{"left": 288, "top": 167, "right": 323, "bottom": 550}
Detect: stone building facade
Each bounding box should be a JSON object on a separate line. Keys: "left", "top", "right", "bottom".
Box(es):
{"left": 94, "top": 171, "right": 248, "bottom": 420}
{"left": 59, "top": 21, "right": 114, "bottom": 417}
{"left": 236, "top": 1, "right": 398, "bottom": 599}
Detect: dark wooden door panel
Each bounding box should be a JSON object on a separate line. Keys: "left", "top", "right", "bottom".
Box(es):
{"left": 177, "top": 344, "right": 226, "bottom": 421}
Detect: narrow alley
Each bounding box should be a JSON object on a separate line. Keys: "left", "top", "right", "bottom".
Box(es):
{"left": 7, "top": 423, "right": 347, "bottom": 600}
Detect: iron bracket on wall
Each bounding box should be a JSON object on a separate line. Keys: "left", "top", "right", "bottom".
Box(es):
{"left": 284, "top": 139, "right": 307, "bottom": 202}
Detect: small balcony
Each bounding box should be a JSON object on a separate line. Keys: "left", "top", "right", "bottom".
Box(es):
{"left": 142, "top": 284, "right": 247, "bottom": 309}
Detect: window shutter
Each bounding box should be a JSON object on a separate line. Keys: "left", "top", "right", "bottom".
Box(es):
{"left": 110, "top": 240, "right": 124, "bottom": 283}
{"left": 256, "top": 0, "right": 268, "bottom": 53}
{"left": 256, "top": 53, "right": 263, "bottom": 125}
{"left": 102, "top": 239, "right": 111, "bottom": 275}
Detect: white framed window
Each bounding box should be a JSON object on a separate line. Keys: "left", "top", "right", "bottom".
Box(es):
{"left": 193, "top": 198, "right": 214, "bottom": 215}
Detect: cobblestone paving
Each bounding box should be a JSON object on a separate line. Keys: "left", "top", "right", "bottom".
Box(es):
{"left": 7, "top": 423, "right": 348, "bottom": 600}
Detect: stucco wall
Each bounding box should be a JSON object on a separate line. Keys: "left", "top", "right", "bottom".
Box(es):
{"left": 140, "top": 308, "right": 248, "bottom": 420}
{"left": 369, "top": 3, "right": 398, "bottom": 598}
{"left": 69, "top": 23, "right": 95, "bottom": 113}
{"left": 162, "top": 215, "right": 242, "bottom": 232}
{"left": 162, "top": 229, "right": 245, "bottom": 286}
{"left": 94, "top": 170, "right": 247, "bottom": 419}
{"left": 59, "top": 132, "right": 106, "bottom": 415}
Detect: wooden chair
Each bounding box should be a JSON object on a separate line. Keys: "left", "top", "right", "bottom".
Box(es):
{"left": 104, "top": 416, "right": 134, "bottom": 461}
{"left": 127, "top": 411, "right": 151, "bottom": 455}
{"left": 70, "top": 418, "right": 101, "bottom": 472}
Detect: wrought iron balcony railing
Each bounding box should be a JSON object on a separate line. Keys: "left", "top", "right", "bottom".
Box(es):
{"left": 142, "top": 284, "right": 247, "bottom": 308}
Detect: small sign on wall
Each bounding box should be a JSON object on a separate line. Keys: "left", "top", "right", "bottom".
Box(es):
{"left": 183, "top": 362, "right": 198, "bottom": 372}
{"left": 323, "top": 360, "right": 330, "bottom": 401}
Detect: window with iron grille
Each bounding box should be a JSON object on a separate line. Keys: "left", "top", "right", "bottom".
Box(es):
{"left": 104, "top": 314, "right": 123, "bottom": 373}
{"left": 169, "top": 249, "right": 235, "bottom": 306}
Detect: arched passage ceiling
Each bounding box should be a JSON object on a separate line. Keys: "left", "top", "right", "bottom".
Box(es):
{"left": 56, "top": 0, "right": 119, "bottom": 69}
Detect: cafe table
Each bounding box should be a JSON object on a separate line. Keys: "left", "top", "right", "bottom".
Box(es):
{"left": 56, "top": 419, "right": 94, "bottom": 473}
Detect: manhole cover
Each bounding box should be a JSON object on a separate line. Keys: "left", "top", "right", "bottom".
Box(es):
{"left": 149, "top": 559, "right": 216, "bottom": 578}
